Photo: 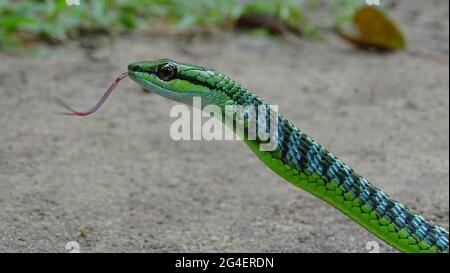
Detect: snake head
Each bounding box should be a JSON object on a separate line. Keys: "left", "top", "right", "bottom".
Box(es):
{"left": 128, "top": 59, "right": 215, "bottom": 104}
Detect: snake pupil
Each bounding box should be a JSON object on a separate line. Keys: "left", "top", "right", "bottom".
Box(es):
{"left": 157, "top": 63, "right": 177, "bottom": 81}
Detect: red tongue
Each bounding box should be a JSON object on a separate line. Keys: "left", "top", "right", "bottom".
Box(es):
{"left": 56, "top": 72, "right": 128, "bottom": 116}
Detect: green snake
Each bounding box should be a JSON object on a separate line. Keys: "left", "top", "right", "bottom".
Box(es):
{"left": 61, "top": 59, "right": 449, "bottom": 253}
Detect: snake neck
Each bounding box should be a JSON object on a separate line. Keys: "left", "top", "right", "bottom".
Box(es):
{"left": 207, "top": 79, "right": 449, "bottom": 253}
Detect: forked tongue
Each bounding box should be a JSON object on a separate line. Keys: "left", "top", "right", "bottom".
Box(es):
{"left": 56, "top": 72, "right": 128, "bottom": 116}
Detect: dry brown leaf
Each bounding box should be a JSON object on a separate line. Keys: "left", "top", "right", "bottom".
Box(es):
{"left": 338, "top": 6, "right": 406, "bottom": 51}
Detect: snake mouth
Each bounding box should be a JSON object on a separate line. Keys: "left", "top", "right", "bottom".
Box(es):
{"left": 128, "top": 69, "right": 204, "bottom": 105}
{"left": 128, "top": 70, "right": 187, "bottom": 101}
{"left": 127, "top": 62, "right": 152, "bottom": 83}
{"left": 127, "top": 70, "right": 140, "bottom": 82}
{"left": 127, "top": 70, "right": 154, "bottom": 90}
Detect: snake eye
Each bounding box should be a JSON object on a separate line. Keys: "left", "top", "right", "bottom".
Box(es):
{"left": 157, "top": 63, "right": 177, "bottom": 81}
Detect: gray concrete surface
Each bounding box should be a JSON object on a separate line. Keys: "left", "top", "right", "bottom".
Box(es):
{"left": 0, "top": 0, "right": 448, "bottom": 252}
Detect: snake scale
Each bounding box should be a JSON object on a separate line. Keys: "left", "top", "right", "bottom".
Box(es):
{"left": 63, "top": 58, "right": 449, "bottom": 253}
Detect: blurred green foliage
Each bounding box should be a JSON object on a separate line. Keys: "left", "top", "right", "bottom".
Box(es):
{"left": 0, "top": 0, "right": 368, "bottom": 49}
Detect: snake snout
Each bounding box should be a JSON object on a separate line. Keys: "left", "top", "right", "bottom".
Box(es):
{"left": 128, "top": 62, "right": 143, "bottom": 72}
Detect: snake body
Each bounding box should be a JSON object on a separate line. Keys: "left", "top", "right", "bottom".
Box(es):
{"left": 127, "top": 59, "right": 449, "bottom": 253}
